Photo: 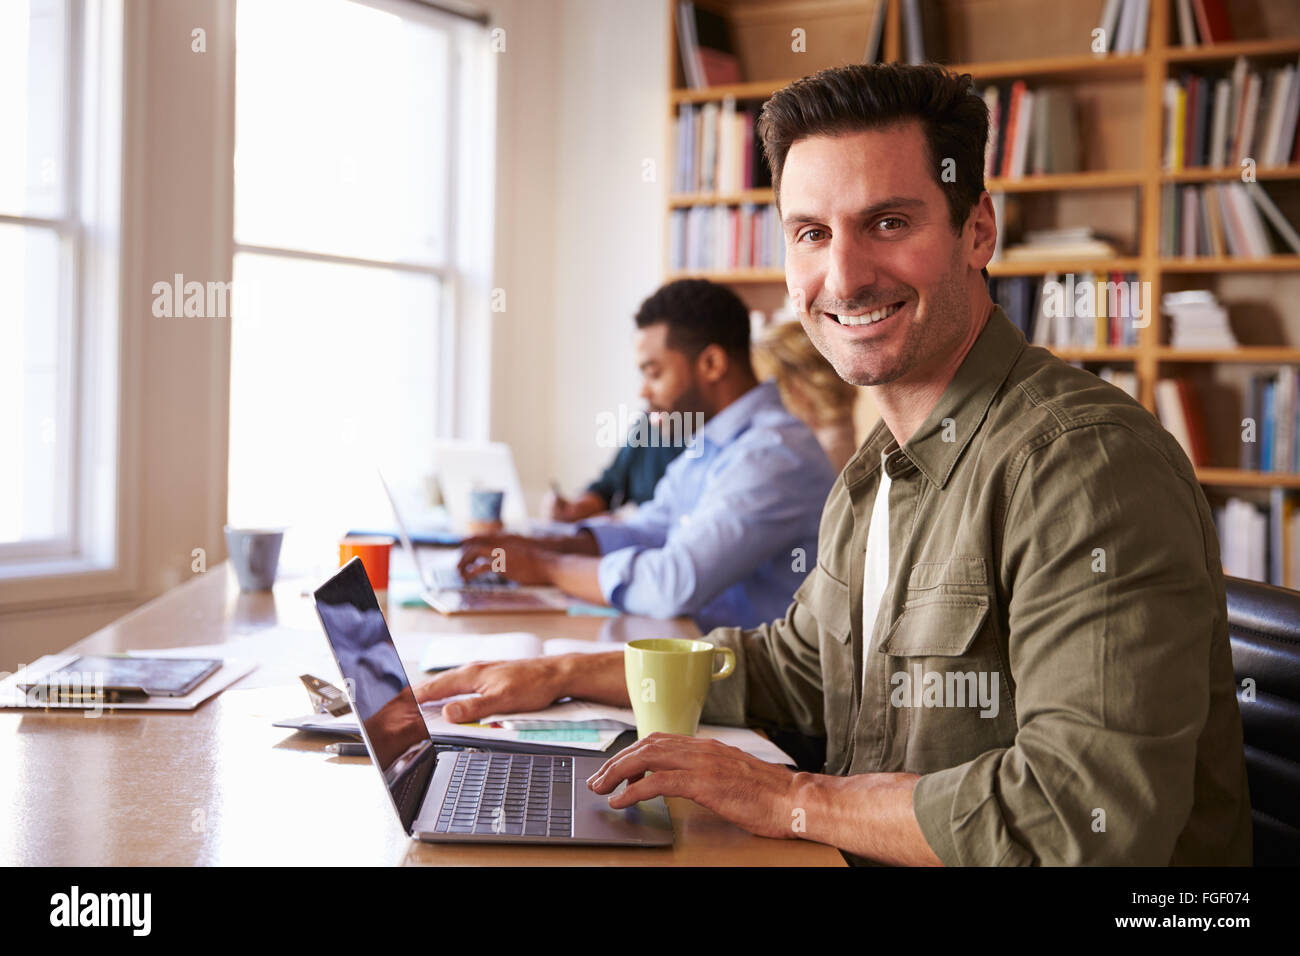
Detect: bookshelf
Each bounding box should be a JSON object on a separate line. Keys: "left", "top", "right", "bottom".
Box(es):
{"left": 665, "top": 0, "right": 1300, "bottom": 507}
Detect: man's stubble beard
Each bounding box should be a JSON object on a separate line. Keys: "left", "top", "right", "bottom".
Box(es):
{"left": 807, "top": 251, "right": 972, "bottom": 389}
{"left": 654, "top": 378, "right": 707, "bottom": 421}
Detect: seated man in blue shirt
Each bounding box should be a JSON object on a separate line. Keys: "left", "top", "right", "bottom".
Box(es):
{"left": 458, "top": 278, "right": 836, "bottom": 632}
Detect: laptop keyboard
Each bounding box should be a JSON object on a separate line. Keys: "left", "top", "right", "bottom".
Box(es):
{"left": 431, "top": 566, "right": 515, "bottom": 591}
{"left": 434, "top": 752, "right": 574, "bottom": 837}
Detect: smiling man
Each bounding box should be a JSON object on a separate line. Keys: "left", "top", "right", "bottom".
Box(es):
{"left": 418, "top": 63, "right": 1251, "bottom": 866}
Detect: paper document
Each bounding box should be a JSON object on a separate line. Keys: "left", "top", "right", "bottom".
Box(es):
{"left": 274, "top": 696, "right": 624, "bottom": 752}
{"left": 477, "top": 701, "right": 797, "bottom": 765}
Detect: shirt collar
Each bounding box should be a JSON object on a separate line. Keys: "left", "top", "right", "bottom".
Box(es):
{"left": 843, "top": 304, "right": 1026, "bottom": 490}
{"left": 696, "top": 380, "right": 780, "bottom": 448}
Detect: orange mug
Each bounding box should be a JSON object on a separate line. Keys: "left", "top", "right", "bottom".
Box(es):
{"left": 338, "top": 536, "right": 393, "bottom": 602}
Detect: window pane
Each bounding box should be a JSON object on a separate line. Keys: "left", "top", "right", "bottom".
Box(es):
{"left": 0, "top": 0, "right": 69, "bottom": 219}
{"left": 227, "top": 252, "right": 441, "bottom": 572}
{"left": 234, "top": 0, "right": 449, "bottom": 265}
{"left": 0, "top": 223, "right": 72, "bottom": 544}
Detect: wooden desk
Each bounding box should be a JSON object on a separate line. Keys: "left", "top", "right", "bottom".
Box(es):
{"left": 0, "top": 563, "right": 845, "bottom": 866}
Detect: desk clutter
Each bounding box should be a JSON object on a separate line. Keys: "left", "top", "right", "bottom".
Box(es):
{"left": 0, "top": 652, "right": 256, "bottom": 712}
{"left": 277, "top": 634, "right": 796, "bottom": 765}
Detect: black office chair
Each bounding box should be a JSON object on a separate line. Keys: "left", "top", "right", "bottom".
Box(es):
{"left": 1226, "top": 576, "right": 1300, "bottom": 866}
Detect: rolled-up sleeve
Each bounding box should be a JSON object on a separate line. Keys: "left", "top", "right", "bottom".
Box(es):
{"left": 911, "top": 423, "right": 1220, "bottom": 865}
{"left": 698, "top": 588, "right": 827, "bottom": 733}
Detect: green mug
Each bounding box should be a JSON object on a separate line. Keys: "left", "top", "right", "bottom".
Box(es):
{"left": 624, "top": 638, "right": 736, "bottom": 738}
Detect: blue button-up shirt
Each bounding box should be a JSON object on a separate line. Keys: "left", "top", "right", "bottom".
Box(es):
{"left": 582, "top": 381, "right": 837, "bottom": 633}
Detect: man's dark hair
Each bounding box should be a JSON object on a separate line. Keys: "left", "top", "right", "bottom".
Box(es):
{"left": 634, "top": 278, "right": 753, "bottom": 367}
{"left": 757, "top": 62, "right": 990, "bottom": 279}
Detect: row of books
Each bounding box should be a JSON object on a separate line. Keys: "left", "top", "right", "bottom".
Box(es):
{"left": 981, "top": 84, "right": 1080, "bottom": 179}
{"left": 991, "top": 271, "right": 1142, "bottom": 349}
{"left": 1150, "top": 371, "right": 1300, "bottom": 474}
{"left": 1163, "top": 57, "right": 1300, "bottom": 171}
{"left": 673, "top": 100, "right": 770, "bottom": 196}
{"left": 1243, "top": 369, "right": 1300, "bottom": 474}
{"left": 1171, "top": 0, "right": 1235, "bottom": 46}
{"left": 1155, "top": 378, "right": 1213, "bottom": 466}
{"left": 674, "top": 2, "right": 739, "bottom": 90}
{"left": 1096, "top": 0, "right": 1151, "bottom": 54}
{"left": 1215, "top": 491, "right": 1300, "bottom": 589}
{"left": 1160, "top": 181, "right": 1300, "bottom": 257}
{"left": 668, "top": 203, "right": 784, "bottom": 273}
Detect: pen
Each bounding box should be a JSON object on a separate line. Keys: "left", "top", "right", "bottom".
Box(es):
{"left": 324, "top": 742, "right": 369, "bottom": 757}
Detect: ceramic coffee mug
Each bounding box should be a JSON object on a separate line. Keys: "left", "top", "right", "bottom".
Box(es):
{"left": 224, "top": 526, "right": 284, "bottom": 592}
{"left": 624, "top": 638, "right": 735, "bottom": 738}
{"left": 338, "top": 536, "right": 392, "bottom": 603}
{"left": 467, "top": 488, "right": 505, "bottom": 535}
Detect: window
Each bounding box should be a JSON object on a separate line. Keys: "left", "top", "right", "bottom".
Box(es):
{"left": 229, "top": 0, "right": 495, "bottom": 572}
{"left": 0, "top": 0, "right": 123, "bottom": 580}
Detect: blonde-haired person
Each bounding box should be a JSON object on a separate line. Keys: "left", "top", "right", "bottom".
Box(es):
{"left": 753, "top": 320, "right": 859, "bottom": 472}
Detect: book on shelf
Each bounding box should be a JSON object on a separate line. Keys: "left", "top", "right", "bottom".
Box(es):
{"left": 1096, "top": 0, "right": 1150, "bottom": 54}
{"left": 1097, "top": 366, "right": 1140, "bottom": 401}
{"left": 1155, "top": 378, "right": 1212, "bottom": 466}
{"left": 989, "top": 270, "right": 1140, "bottom": 349}
{"left": 1173, "top": 0, "right": 1235, "bottom": 47}
{"left": 1163, "top": 56, "right": 1300, "bottom": 171}
{"left": 1162, "top": 289, "right": 1238, "bottom": 348}
{"left": 674, "top": 100, "right": 769, "bottom": 196}
{"left": 984, "top": 83, "right": 1080, "bottom": 179}
{"left": 1163, "top": 181, "right": 1300, "bottom": 257}
{"left": 675, "top": 1, "right": 739, "bottom": 90}
{"left": 669, "top": 203, "right": 783, "bottom": 273}
{"left": 1240, "top": 367, "right": 1300, "bottom": 473}
{"left": 1215, "top": 492, "right": 1300, "bottom": 590}
{"left": 1001, "top": 226, "right": 1119, "bottom": 261}
{"left": 862, "top": 0, "right": 886, "bottom": 65}
{"left": 901, "top": 0, "right": 946, "bottom": 66}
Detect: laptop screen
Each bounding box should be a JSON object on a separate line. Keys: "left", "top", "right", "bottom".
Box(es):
{"left": 313, "top": 557, "right": 437, "bottom": 834}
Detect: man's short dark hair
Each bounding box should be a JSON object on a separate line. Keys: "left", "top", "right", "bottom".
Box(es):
{"left": 757, "top": 63, "right": 991, "bottom": 279}
{"left": 634, "top": 278, "right": 752, "bottom": 366}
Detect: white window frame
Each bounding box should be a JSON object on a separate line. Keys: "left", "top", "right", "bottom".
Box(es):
{"left": 231, "top": 0, "right": 496, "bottom": 444}
{"left": 0, "top": 0, "right": 137, "bottom": 608}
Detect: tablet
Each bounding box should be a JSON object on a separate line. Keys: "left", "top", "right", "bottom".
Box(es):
{"left": 21, "top": 655, "right": 224, "bottom": 699}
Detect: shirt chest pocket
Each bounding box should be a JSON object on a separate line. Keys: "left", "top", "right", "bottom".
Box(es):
{"left": 873, "top": 558, "right": 1016, "bottom": 773}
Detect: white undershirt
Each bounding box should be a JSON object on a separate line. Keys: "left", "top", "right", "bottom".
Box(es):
{"left": 862, "top": 449, "right": 892, "bottom": 691}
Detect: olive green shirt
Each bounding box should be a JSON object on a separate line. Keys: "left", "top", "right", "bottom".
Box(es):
{"left": 700, "top": 304, "right": 1252, "bottom": 866}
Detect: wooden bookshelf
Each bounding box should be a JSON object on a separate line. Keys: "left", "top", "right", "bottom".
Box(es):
{"left": 665, "top": 0, "right": 1300, "bottom": 494}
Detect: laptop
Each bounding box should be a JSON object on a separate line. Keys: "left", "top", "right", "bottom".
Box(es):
{"left": 380, "top": 470, "right": 574, "bottom": 615}
{"left": 431, "top": 439, "right": 530, "bottom": 530}
{"left": 312, "top": 557, "right": 674, "bottom": 846}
